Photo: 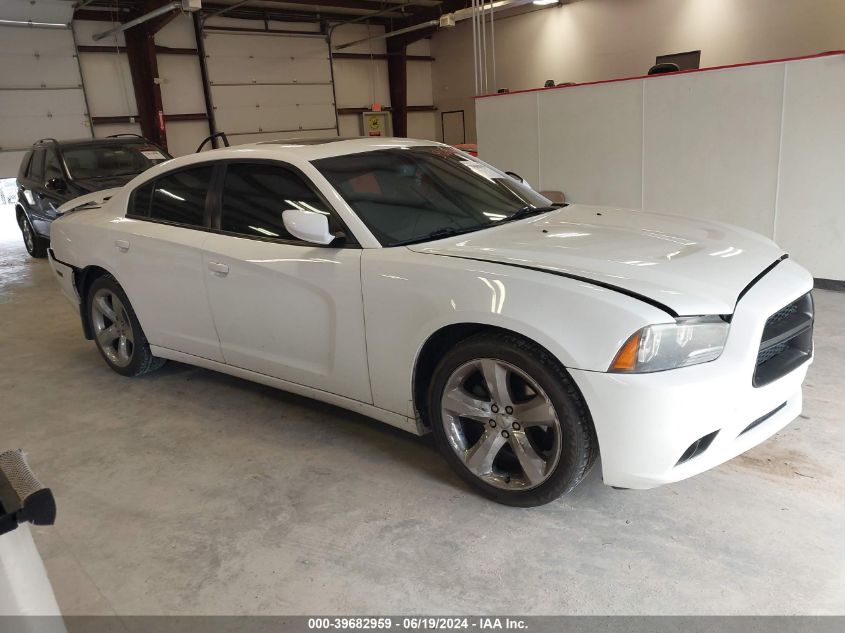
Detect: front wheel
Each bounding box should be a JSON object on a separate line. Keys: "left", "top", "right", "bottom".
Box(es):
{"left": 20, "top": 215, "right": 47, "bottom": 258}
{"left": 87, "top": 275, "right": 166, "bottom": 377}
{"left": 428, "top": 332, "right": 597, "bottom": 506}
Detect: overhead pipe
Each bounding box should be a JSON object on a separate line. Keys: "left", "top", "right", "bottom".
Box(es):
{"left": 92, "top": 1, "right": 199, "bottom": 42}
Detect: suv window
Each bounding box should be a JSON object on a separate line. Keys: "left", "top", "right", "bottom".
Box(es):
{"left": 62, "top": 143, "right": 169, "bottom": 180}
{"left": 44, "top": 150, "right": 63, "bottom": 183}
{"left": 149, "top": 166, "right": 213, "bottom": 227}
{"left": 29, "top": 149, "right": 45, "bottom": 182}
{"left": 220, "top": 162, "right": 330, "bottom": 240}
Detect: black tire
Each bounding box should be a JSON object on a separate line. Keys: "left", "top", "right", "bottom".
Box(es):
{"left": 20, "top": 215, "right": 47, "bottom": 258}
{"left": 427, "top": 331, "right": 597, "bottom": 507}
{"left": 86, "top": 275, "right": 166, "bottom": 377}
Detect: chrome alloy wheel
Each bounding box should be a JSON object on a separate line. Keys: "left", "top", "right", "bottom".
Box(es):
{"left": 91, "top": 288, "right": 134, "bottom": 368}
{"left": 440, "top": 358, "right": 562, "bottom": 490}
{"left": 22, "top": 220, "right": 34, "bottom": 252}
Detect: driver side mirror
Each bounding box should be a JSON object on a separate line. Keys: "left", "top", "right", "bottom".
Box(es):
{"left": 282, "top": 209, "right": 340, "bottom": 246}
{"left": 45, "top": 178, "right": 66, "bottom": 193}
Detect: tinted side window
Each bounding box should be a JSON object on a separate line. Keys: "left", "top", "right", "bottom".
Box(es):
{"left": 44, "top": 150, "right": 63, "bottom": 182}
{"left": 129, "top": 181, "right": 154, "bottom": 218}
{"left": 18, "top": 151, "right": 33, "bottom": 180}
{"left": 149, "top": 167, "right": 213, "bottom": 227}
{"left": 29, "top": 149, "right": 45, "bottom": 182}
{"left": 220, "top": 163, "right": 330, "bottom": 240}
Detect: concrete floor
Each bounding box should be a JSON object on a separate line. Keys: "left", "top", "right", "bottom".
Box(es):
{"left": 1, "top": 204, "right": 844, "bottom": 615}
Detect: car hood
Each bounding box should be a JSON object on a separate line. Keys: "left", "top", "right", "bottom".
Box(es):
{"left": 57, "top": 187, "right": 123, "bottom": 216}
{"left": 407, "top": 204, "right": 787, "bottom": 316}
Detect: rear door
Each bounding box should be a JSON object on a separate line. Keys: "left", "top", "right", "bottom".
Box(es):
{"left": 117, "top": 165, "right": 223, "bottom": 362}
{"left": 200, "top": 160, "right": 371, "bottom": 403}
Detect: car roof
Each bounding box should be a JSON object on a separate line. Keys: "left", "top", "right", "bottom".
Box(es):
{"left": 228, "top": 136, "right": 444, "bottom": 161}
{"left": 32, "top": 137, "right": 156, "bottom": 149}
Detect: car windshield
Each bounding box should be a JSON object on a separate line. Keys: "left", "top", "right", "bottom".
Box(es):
{"left": 62, "top": 143, "right": 170, "bottom": 180}
{"left": 312, "top": 146, "right": 554, "bottom": 246}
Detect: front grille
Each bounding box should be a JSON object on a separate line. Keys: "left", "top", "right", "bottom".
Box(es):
{"left": 753, "top": 292, "right": 814, "bottom": 387}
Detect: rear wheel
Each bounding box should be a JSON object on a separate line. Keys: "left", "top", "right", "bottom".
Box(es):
{"left": 87, "top": 275, "right": 165, "bottom": 377}
{"left": 428, "top": 332, "right": 596, "bottom": 506}
{"left": 20, "top": 215, "right": 47, "bottom": 258}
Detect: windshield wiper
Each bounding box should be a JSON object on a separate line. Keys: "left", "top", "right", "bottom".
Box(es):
{"left": 390, "top": 226, "right": 483, "bottom": 247}
{"left": 500, "top": 204, "right": 563, "bottom": 224}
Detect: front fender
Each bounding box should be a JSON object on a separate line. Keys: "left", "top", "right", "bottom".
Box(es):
{"left": 362, "top": 248, "right": 671, "bottom": 418}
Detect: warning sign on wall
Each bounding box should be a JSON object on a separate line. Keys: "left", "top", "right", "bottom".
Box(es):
{"left": 361, "top": 111, "right": 390, "bottom": 137}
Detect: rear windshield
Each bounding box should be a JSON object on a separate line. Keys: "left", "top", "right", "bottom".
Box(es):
{"left": 62, "top": 143, "right": 171, "bottom": 180}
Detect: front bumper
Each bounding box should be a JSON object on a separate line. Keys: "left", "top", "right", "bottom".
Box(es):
{"left": 570, "top": 258, "right": 814, "bottom": 490}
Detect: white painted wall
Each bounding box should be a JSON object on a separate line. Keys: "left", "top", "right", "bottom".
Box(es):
{"left": 0, "top": 0, "right": 89, "bottom": 177}
{"left": 73, "top": 20, "right": 142, "bottom": 141}
{"left": 155, "top": 15, "right": 210, "bottom": 157}
{"left": 432, "top": 0, "right": 845, "bottom": 143}
{"left": 476, "top": 54, "right": 845, "bottom": 280}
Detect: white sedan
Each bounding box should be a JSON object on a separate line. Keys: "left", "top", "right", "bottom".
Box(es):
{"left": 47, "top": 138, "right": 814, "bottom": 506}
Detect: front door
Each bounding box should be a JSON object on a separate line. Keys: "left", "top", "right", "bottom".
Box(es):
{"left": 201, "top": 161, "right": 372, "bottom": 403}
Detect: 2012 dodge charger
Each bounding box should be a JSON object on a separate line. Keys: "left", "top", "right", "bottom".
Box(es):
{"left": 47, "top": 138, "right": 814, "bottom": 506}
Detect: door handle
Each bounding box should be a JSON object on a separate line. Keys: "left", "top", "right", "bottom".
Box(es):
{"left": 207, "top": 261, "right": 229, "bottom": 276}
{"left": 114, "top": 239, "right": 130, "bottom": 252}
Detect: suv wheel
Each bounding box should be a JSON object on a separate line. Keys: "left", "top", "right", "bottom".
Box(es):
{"left": 20, "top": 216, "right": 47, "bottom": 258}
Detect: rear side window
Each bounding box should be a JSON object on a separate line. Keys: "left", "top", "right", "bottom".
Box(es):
{"left": 220, "top": 162, "right": 331, "bottom": 240}
{"left": 18, "top": 151, "right": 33, "bottom": 180}
{"left": 29, "top": 149, "right": 45, "bottom": 182}
{"left": 128, "top": 181, "right": 154, "bottom": 218}
{"left": 44, "top": 150, "right": 63, "bottom": 182}
{"left": 149, "top": 166, "right": 213, "bottom": 227}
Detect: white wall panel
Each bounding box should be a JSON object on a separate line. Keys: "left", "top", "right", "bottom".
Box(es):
{"left": 205, "top": 33, "right": 331, "bottom": 84}
{"left": 165, "top": 120, "right": 210, "bottom": 157}
{"left": 202, "top": 24, "right": 337, "bottom": 138}
{"left": 775, "top": 56, "right": 845, "bottom": 280}
{"left": 92, "top": 122, "right": 143, "bottom": 139}
{"left": 0, "top": 27, "right": 80, "bottom": 88}
{"left": 0, "top": 0, "right": 73, "bottom": 23}
{"left": 158, "top": 55, "right": 206, "bottom": 114}
{"left": 227, "top": 128, "right": 337, "bottom": 146}
{"left": 211, "top": 84, "right": 336, "bottom": 133}
{"left": 155, "top": 14, "right": 196, "bottom": 48}
{"left": 643, "top": 64, "right": 784, "bottom": 235}
{"left": 331, "top": 23, "right": 387, "bottom": 55}
{"left": 538, "top": 80, "right": 642, "bottom": 206}
{"left": 408, "top": 64, "right": 433, "bottom": 107}
{"left": 332, "top": 59, "right": 390, "bottom": 108}
{"left": 476, "top": 91, "right": 540, "bottom": 188}
{"left": 338, "top": 114, "right": 360, "bottom": 137}
{"left": 407, "top": 112, "right": 437, "bottom": 141}
{"left": 77, "top": 51, "right": 136, "bottom": 118}
{"left": 0, "top": 20, "right": 89, "bottom": 176}
{"left": 0, "top": 89, "right": 89, "bottom": 146}
{"left": 477, "top": 53, "right": 845, "bottom": 280}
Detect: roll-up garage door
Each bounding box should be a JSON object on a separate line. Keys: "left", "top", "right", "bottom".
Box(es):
{"left": 0, "top": 0, "right": 91, "bottom": 177}
{"left": 202, "top": 21, "right": 338, "bottom": 145}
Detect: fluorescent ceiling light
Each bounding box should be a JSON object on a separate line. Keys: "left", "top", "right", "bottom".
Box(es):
{"left": 0, "top": 19, "right": 67, "bottom": 28}
{"left": 533, "top": 0, "right": 558, "bottom": 5}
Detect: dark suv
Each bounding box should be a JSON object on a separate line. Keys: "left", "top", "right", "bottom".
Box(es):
{"left": 15, "top": 136, "right": 171, "bottom": 257}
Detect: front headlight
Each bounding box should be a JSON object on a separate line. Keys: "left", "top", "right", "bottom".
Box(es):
{"left": 609, "top": 316, "right": 729, "bottom": 373}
